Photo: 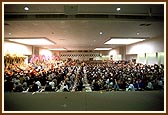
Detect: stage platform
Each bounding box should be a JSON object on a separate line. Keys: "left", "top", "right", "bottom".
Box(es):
{"left": 4, "top": 90, "right": 164, "bottom": 111}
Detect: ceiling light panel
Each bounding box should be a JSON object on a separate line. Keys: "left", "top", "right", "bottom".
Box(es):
{"left": 8, "top": 38, "right": 55, "bottom": 45}
{"left": 94, "top": 48, "right": 112, "bottom": 50}
{"left": 104, "top": 38, "right": 145, "bottom": 45}
{"left": 49, "top": 48, "right": 66, "bottom": 51}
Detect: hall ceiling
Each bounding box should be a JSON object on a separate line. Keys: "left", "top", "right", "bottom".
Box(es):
{"left": 4, "top": 3, "right": 164, "bottom": 50}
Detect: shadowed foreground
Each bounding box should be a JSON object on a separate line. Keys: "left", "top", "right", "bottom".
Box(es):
{"left": 4, "top": 90, "right": 164, "bottom": 111}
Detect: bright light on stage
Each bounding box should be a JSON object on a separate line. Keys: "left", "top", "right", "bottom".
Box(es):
{"left": 8, "top": 38, "right": 55, "bottom": 45}
{"left": 104, "top": 38, "right": 145, "bottom": 45}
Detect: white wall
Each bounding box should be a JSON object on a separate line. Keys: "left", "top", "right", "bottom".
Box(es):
{"left": 39, "top": 48, "right": 53, "bottom": 57}
{"left": 146, "top": 53, "right": 158, "bottom": 65}
{"left": 158, "top": 52, "right": 164, "bottom": 65}
{"left": 126, "top": 36, "right": 164, "bottom": 54}
{"left": 4, "top": 41, "right": 32, "bottom": 56}
{"left": 126, "top": 36, "right": 164, "bottom": 65}
{"left": 109, "top": 49, "right": 119, "bottom": 56}
{"left": 108, "top": 48, "right": 122, "bottom": 60}
{"left": 126, "top": 54, "right": 137, "bottom": 61}
{"left": 137, "top": 53, "right": 146, "bottom": 64}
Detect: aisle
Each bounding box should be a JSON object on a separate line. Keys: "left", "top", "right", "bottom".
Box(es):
{"left": 82, "top": 74, "right": 92, "bottom": 92}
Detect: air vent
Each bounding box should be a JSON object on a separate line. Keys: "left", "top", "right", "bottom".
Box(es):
{"left": 4, "top": 14, "right": 163, "bottom": 21}
{"left": 35, "top": 14, "right": 68, "bottom": 19}
{"left": 146, "top": 24, "right": 152, "bottom": 26}
{"left": 5, "top": 14, "right": 28, "bottom": 20}
{"left": 139, "top": 23, "right": 152, "bottom": 26}
{"left": 76, "top": 14, "right": 109, "bottom": 18}
{"left": 4, "top": 23, "right": 9, "bottom": 25}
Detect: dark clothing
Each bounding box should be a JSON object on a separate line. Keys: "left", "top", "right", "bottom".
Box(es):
{"left": 4, "top": 81, "right": 14, "bottom": 92}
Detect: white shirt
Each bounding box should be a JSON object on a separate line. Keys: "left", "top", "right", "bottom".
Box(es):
{"left": 35, "top": 81, "right": 41, "bottom": 87}
{"left": 49, "top": 81, "right": 55, "bottom": 89}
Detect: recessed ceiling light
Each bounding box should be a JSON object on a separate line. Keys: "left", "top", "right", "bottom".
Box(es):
{"left": 49, "top": 48, "right": 66, "bottom": 51}
{"left": 24, "top": 6, "right": 29, "bottom": 11}
{"left": 116, "top": 7, "right": 121, "bottom": 11}
{"left": 8, "top": 33, "right": 11, "bottom": 35}
{"left": 8, "top": 38, "right": 55, "bottom": 45}
{"left": 94, "top": 48, "right": 112, "bottom": 50}
{"left": 104, "top": 38, "right": 145, "bottom": 45}
{"left": 99, "top": 31, "right": 103, "bottom": 35}
{"left": 137, "top": 33, "right": 140, "bottom": 35}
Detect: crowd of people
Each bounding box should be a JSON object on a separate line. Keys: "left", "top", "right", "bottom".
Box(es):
{"left": 86, "top": 61, "right": 164, "bottom": 91}
{"left": 4, "top": 59, "right": 164, "bottom": 93}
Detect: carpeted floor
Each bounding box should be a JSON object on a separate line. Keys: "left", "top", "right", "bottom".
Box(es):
{"left": 3, "top": 90, "right": 164, "bottom": 111}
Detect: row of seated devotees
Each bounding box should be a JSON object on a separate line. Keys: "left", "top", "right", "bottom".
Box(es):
{"left": 4, "top": 60, "right": 164, "bottom": 92}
